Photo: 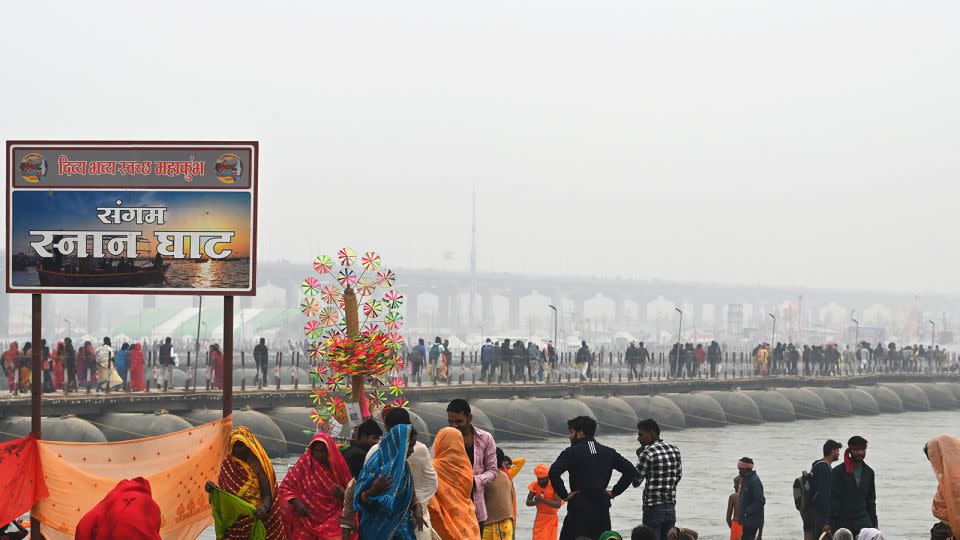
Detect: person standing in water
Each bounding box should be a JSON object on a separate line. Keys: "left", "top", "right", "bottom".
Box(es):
{"left": 527, "top": 463, "right": 563, "bottom": 540}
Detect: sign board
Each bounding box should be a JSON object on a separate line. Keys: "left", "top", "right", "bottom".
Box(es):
{"left": 5, "top": 141, "right": 257, "bottom": 295}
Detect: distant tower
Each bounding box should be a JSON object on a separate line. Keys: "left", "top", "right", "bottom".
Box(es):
{"left": 469, "top": 188, "right": 478, "bottom": 328}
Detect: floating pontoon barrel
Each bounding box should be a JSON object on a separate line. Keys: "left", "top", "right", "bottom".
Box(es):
{"left": 267, "top": 406, "right": 315, "bottom": 453}
{"left": 89, "top": 412, "right": 192, "bottom": 441}
{"left": 880, "top": 383, "right": 930, "bottom": 411}
{"left": 0, "top": 415, "right": 107, "bottom": 443}
{"left": 473, "top": 398, "right": 551, "bottom": 441}
{"left": 703, "top": 392, "right": 763, "bottom": 425}
{"left": 186, "top": 408, "right": 288, "bottom": 458}
{"left": 743, "top": 390, "right": 796, "bottom": 422}
{"left": 575, "top": 396, "right": 639, "bottom": 433}
{"left": 774, "top": 388, "right": 826, "bottom": 419}
{"left": 663, "top": 393, "right": 726, "bottom": 427}
{"left": 859, "top": 386, "right": 903, "bottom": 413}
{"left": 619, "top": 395, "right": 686, "bottom": 430}
{"left": 937, "top": 383, "right": 960, "bottom": 402}
{"left": 410, "top": 402, "right": 496, "bottom": 439}
{"left": 805, "top": 387, "right": 852, "bottom": 417}
{"left": 838, "top": 388, "right": 880, "bottom": 415}
{"left": 407, "top": 411, "right": 432, "bottom": 446}
{"left": 530, "top": 397, "right": 596, "bottom": 435}
{"left": 913, "top": 383, "right": 958, "bottom": 409}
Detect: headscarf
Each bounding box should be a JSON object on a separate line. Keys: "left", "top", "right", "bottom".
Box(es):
{"left": 928, "top": 434, "right": 960, "bottom": 533}
{"left": 428, "top": 427, "right": 480, "bottom": 540}
{"left": 528, "top": 463, "right": 562, "bottom": 516}
{"left": 278, "top": 432, "right": 353, "bottom": 539}
{"left": 845, "top": 440, "right": 868, "bottom": 474}
{"left": 856, "top": 529, "right": 886, "bottom": 540}
{"left": 230, "top": 427, "right": 277, "bottom": 498}
{"left": 354, "top": 424, "right": 415, "bottom": 540}
{"left": 75, "top": 477, "right": 161, "bottom": 540}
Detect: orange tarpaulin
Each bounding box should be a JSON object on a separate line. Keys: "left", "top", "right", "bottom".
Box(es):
{"left": 33, "top": 416, "right": 231, "bottom": 540}
{"left": 0, "top": 434, "right": 48, "bottom": 526}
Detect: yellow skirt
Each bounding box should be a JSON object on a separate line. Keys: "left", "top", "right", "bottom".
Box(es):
{"left": 481, "top": 519, "right": 514, "bottom": 540}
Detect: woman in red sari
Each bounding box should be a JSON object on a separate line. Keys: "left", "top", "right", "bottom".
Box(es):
{"left": 128, "top": 343, "right": 146, "bottom": 391}
{"left": 279, "top": 432, "right": 353, "bottom": 539}
{"left": 206, "top": 427, "right": 285, "bottom": 540}
{"left": 210, "top": 344, "right": 224, "bottom": 389}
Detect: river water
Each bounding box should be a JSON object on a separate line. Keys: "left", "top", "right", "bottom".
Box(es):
{"left": 195, "top": 409, "right": 950, "bottom": 539}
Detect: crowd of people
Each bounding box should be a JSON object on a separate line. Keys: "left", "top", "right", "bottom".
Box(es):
{"left": 2, "top": 396, "right": 957, "bottom": 539}
{"left": 0, "top": 335, "right": 236, "bottom": 395}
{"left": 196, "top": 399, "right": 957, "bottom": 540}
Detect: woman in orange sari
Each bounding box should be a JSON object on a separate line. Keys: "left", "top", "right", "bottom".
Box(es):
{"left": 2, "top": 342, "right": 18, "bottom": 392}
{"left": 206, "top": 427, "right": 285, "bottom": 539}
{"left": 278, "top": 432, "right": 352, "bottom": 540}
{"left": 927, "top": 434, "right": 960, "bottom": 536}
{"left": 428, "top": 427, "right": 480, "bottom": 540}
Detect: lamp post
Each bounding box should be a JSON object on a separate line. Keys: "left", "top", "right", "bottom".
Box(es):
{"left": 929, "top": 320, "right": 936, "bottom": 347}
{"left": 674, "top": 307, "right": 683, "bottom": 378}
{"left": 64, "top": 318, "right": 71, "bottom": 338}
{"left": 768, "top": 313, "right": 776, "bottom": 346}
{"left": 850, "top": 317, "right": 859, "bottom": 348}
{"left": 548, "top": 305, "right": 558, "bottom": 356}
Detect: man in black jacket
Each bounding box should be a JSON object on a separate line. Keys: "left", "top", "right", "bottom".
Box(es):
{"left": 340, "top": 419, "right": 383, "bottom": 478}
{"left": 549, "top": 415, "right": 636, "bottom": 540}
{"left": 828, "top": 435, "right": 878, "bottom": 536}
{"left": 805, "top": 439, "right": 842, "bottom": 539}
{"left": 737, "top": 457, "right": 765, "bottom": 540}
{"left": 253, "top": 338, "right": 268, "bottom": 387}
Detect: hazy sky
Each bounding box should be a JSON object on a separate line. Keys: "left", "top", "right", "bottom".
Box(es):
{"left": 3, "top": 1, "right": 959, "bottom": 294}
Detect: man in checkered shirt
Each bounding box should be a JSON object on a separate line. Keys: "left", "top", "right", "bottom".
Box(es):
{"left": 634, "top": 418, "right": 682, "bottom": 539}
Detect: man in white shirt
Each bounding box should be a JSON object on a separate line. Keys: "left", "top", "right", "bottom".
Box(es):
{"left": 360, "top": 408, "right": 439, "bottom": 540}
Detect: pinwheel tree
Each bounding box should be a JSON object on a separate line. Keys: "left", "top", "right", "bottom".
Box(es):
{"left": 300, "top": 248, "right": 407, "bottom": 432}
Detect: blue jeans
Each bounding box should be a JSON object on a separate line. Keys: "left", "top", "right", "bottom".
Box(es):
{"left": 642, "top": 504, "right": 676, "bottom": 540}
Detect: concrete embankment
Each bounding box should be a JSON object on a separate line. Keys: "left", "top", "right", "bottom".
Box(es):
{"left": 1, "top": 374, "right": 957, "bottom": 456}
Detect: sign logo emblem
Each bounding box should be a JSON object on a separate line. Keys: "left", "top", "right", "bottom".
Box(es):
{"left": 19, "top": 153, "right": 47, "bottom": 183}
{"left": 215, "top": 153, "right": 243, "bottom": 184}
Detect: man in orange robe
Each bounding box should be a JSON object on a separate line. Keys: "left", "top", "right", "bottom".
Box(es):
{"left": 526, "top": 464, "right": 563, "bottom": 540}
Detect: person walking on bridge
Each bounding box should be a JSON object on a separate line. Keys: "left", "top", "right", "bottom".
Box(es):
{"left": 158, "top": 337, "right": 176, "bottom": 392}
{"left": 548, "top": 415, "right": 636, "bottom": 540}
{"left": 253, "top": 337, "right": 269, "bottom": 387}
{"left": 576, "top": 341, "right": 591, "bottom": 382}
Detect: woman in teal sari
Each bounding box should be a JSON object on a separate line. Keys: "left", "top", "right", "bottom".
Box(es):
{"left": 353, "top": 423, "right": 423, "bottom": 540}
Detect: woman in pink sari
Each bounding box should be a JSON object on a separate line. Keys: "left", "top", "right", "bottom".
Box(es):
{"left": 278, "top": 432, "right": 353, "bottom": 540}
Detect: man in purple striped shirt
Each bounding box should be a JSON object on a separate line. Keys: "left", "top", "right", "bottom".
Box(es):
{"left": 447, "top": 398, "right": 498, "bottom": 531}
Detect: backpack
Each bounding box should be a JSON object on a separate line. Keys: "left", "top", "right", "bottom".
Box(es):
{"left": 429, "top": 344, "right": 441, "bottom": 361}
{"left": 793, "top": 460, "right": 825, "bottom": 515}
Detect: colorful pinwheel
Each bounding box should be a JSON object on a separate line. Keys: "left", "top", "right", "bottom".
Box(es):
{"left": 361, "top": 251, "right": 382, "bottom": 271}
{"left": 301, "top": 277, "right": 321, "bottom": 297}
{"left": 383, "top": 290, "right": 404, "bottom": 309}
{"left": 313, "top": 254, "right": 334, "bottom": 274}
{"left": 300, "top": 297, "right": 320, "bottom": 317}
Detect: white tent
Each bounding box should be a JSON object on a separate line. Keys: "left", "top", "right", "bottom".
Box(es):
{"left": 445, "top": 335, "right": 468, "bottom": 349}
